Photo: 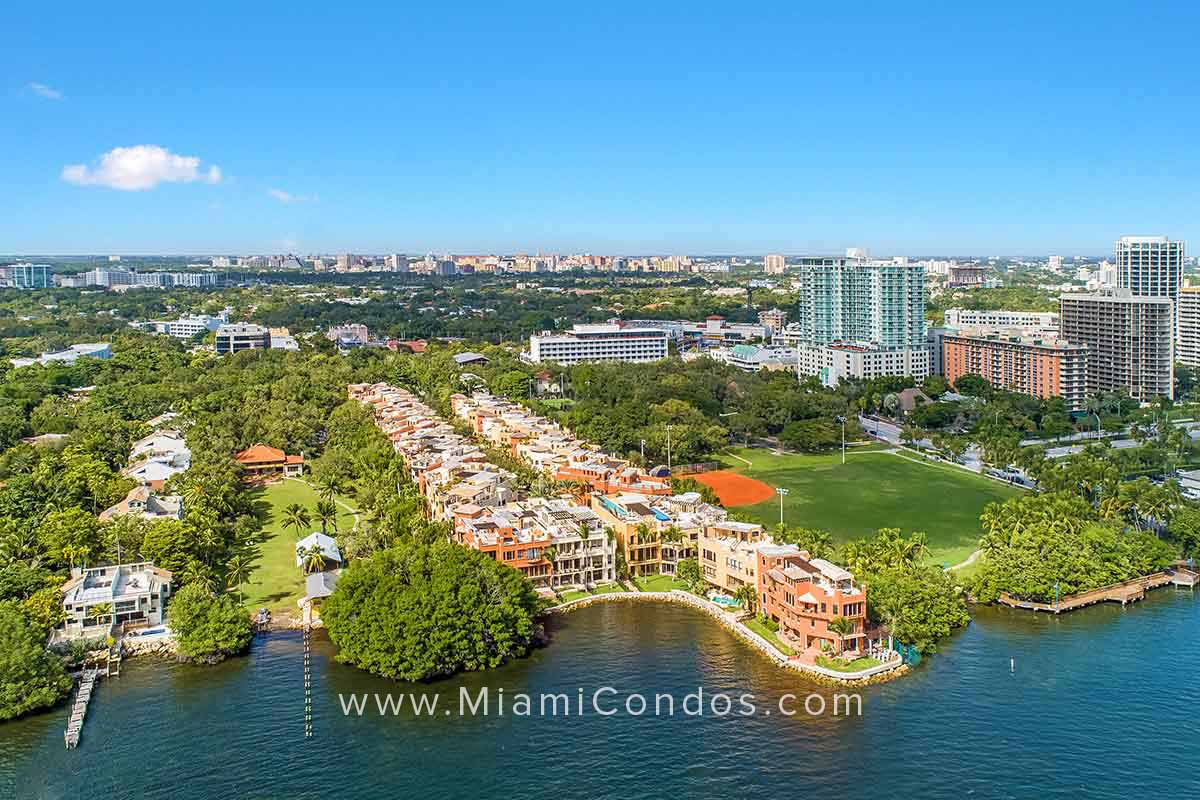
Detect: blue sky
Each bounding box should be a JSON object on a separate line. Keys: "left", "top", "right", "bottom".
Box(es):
{"left": 3, "top": 1, "right": 1199, "bottom": 256}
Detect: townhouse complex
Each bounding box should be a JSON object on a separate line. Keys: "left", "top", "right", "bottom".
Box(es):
{"left": 450, "top": 393, "right": 672, "bottom": 496}
{"left": 347, "top": 382, "right": 871, "bottom": 658}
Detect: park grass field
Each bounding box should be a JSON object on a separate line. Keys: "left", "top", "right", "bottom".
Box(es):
{"left": 715, "top": 446, "right": 1019, "bottom": 567}
{"left": 239, "top": 479, "right": 358, "bottom": 614}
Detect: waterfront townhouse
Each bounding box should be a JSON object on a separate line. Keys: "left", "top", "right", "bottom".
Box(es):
{"left": 757, "top": 549, "right": 868, "bottom": 655}
{"left": 590, "top": 491, "right": 721, "bottom": 577}
{"left": 452, "top": 498, "right": 616, "bottom": 589}
{"left": 697, "top": 520, "right": 784, "bottom": 594}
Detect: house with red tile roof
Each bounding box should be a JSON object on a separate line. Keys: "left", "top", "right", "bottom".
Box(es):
{"left": 235, "top": 444, "right": 304, "bottom": 482}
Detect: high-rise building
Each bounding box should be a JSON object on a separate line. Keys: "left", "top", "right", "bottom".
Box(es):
{"left": 763, "top": 254, "right": 786, "bottom": 274}
{"left": 1059, "top": 289, "right": 1173, "bottom": 401}
{"left": 1175, "top": 287, "right": 1200, "bottom": 368}
{"left": 792, "top": 253, "right": 929, "bottom": 383}
{"left": 941, "top": 331, "right": 1088, "bottom": 411}
{"left": 1048, "top": 255, "right": 1064, "bottom": 272}
{"left": 1115, "top": 236, "right": 1184, "bottom": 329}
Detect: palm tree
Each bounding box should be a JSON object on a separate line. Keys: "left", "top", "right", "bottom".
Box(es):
{"left": 314, "top": 501, "right": 338, "bottom": 535}
{"left": 316, "top": 475, "right": 344, "bottom": 503}
{"left": 282, "top": 503, "right": 311, "bottom": 539}
{"left": 874, "top": 595, "right": 904, "bottom": 652}
{"left": 86, "top": 602, "right": 114, "bottom": 627}
{"left": 733, "top": 584, "right": 757, "bottom": 614}
{"left": 829, "top": 615, "right": 855, "bottom": 656}
{"left": 300, "top": 544, "right": 327, "bottom": 574}
{"left": 542, "top": 544, "right": 557, "bottom": 578}
{"left": 226, "top": 553, "right": 254, "bottom": 603}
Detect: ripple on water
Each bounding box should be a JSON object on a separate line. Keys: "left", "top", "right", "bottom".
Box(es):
{"left": 1, "top": 592, "right": 1198, "bottom": 799}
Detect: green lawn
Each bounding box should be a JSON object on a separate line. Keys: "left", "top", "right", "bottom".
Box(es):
{"left": 632, "top": 574, "right": 693, "bottom": 593}
{"left": 742, "top": 616, "right": 795, "bottom": 656}
{"left": 815, "top": 655, "right": 882, "bottom": 672}
{"left": 717, "top": 446, "right": 1019, "bottom": 567}
{"left": 238, "top": 479, "right": 358, "bottom": 614}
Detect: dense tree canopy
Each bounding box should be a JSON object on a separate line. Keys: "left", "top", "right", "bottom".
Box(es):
{"left": 0, "top": 601, "right": 72, "bottom": 720}
{"left": 973, "top": 492, "right": 1178, "bottom": 602}
{"left": 322, "top": 541, "right": 543, "bottom": 681}
{"left": 168, "top": 583, "right": 254, "bottom": 661}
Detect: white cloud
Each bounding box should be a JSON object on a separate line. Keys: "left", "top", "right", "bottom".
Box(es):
{"left": 62, "top": 145, "right": 222, "bottom": 191}
{"left": 268, "top": 188, "right": 317, "bottom": 204}
{"left": 29, "top": 82, "right": 63, "bottom": 100}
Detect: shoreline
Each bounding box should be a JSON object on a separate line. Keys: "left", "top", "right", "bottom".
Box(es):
{"left": 545, "top": 590, "right": 908, "bottom": 687}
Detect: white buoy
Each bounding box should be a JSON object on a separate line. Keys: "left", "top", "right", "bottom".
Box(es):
{"left": 1010, "top": 658, "right": 1015, "bottom": 673}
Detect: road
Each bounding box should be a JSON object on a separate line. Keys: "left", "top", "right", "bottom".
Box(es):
{"left": 858, "top": 415, "right": 984, "bottom": 472}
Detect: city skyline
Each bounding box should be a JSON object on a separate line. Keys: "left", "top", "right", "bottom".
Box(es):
{"left": 5, "top": 3, "right": 1200, "bottom": 254}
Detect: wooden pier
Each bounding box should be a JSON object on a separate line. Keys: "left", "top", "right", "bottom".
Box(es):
{"left": 999, "top": 568, "right": 1196, "bottom": 614}
{"left": 64, "top": 669, "right": 99, "bottom": 749}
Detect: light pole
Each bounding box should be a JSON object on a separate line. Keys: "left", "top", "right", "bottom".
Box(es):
{"left": 640, "top": 438, "right": 646, "bottom": 463}
{"left": 837, "top": 415, "right": 846, "bottom": 465}
{"left": 1093, "top": 412, "right": 1101, "bottom": 440}
{"left": 776, "top": 487, "right": 789, "bottom": 526}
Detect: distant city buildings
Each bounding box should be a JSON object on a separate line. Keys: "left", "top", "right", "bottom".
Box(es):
{"left": 1, "top": 262, "right": 51, "bottom": 289}
{"left": 61, "top": 267, "right": 219, "bottom": 290}
{"left": 132, "top": 313, "right": 226, "bottom": 339}
{"left": 1059, "top": 289, "right": 1174, "bottom": 401}
{"left": 942, "top": 308, "right": 1058, "bottom": 333}
{"left": 215, "top": 323, "right": 272, "bottom": 355}
{"left": 10, "top": 342, "right": 112, "bottom": 369}
{"left": 758, "top": 307, "right": 787, "bottom": 333}
{"left": 946, "top": 263, "right": 994, "bottom": 288}
{"left": 526, "top": 324, "right": 670, "bottom": 365}
{"left": 763, "top": 254, "right": 786, "bottom": 274}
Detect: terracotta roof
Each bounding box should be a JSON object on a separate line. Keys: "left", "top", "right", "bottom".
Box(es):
{"left": 285, "top": 454, "right": 305, "bottom": 464}
{"left": 236, "top": 444, "right": 287, "bottom": 464}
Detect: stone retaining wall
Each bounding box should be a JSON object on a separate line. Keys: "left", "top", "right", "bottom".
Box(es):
{"left": 546, "top": 590, "right": 907, "bottom": 686}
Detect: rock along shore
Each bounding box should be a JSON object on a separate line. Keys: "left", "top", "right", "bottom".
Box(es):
{"left": 544, "top": 590, "right": 908, "bottom": 687}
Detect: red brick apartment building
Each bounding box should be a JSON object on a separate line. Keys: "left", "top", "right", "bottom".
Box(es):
{"left": 942, "top": 331, "right": 1087, "bottom": 411}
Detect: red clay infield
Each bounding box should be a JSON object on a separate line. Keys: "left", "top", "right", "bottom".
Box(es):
{"left": 691, "top": 470, "right": 775, "bottom": 506}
